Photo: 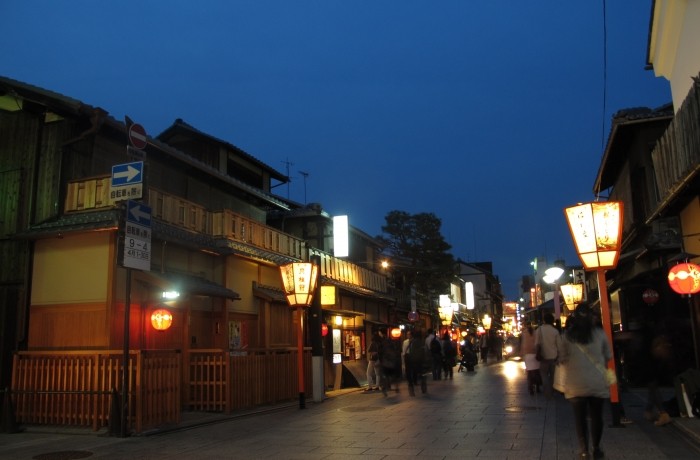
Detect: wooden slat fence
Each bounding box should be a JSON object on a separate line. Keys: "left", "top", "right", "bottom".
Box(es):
{"left": 187, "top": 349, "right": 312, "bottom": 412}
{"left": 11, "top": 350, "right": 180, "bottom": 433}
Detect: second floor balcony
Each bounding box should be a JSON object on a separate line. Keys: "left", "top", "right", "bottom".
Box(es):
{"left": 63, "top": 176, "right": 386, "bottom": 294}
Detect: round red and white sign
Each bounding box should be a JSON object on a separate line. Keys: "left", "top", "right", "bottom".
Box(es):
{"left": 128, "top": 123, "right": 148, "bottom": 150}
{"left": 642, "top": 288, "right": 659, "bottom": 305}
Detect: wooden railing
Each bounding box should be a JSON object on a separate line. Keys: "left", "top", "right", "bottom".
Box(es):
{"left": 63, "top": 179, "right": 387, "bottom": 292}
{"left": 11, "top": 350, "right": 180, "bottom": 433}
{"left": 187, "top": 348, "right": 311, "bottom": 412}
{"left": 312, "top": 250, "right": 387, "bottom": 293}
{"left": 651, "top": 74, "right": 700, "bottom": 211}
{"left": 64, "top": 180, "right": 308, "bottom": 261}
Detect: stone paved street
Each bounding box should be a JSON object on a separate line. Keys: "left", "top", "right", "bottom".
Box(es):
{"left": 3, "top": 359, "right": 700, "bottom": 459}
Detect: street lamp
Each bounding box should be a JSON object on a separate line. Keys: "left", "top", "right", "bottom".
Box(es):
{"left": 564, "top": 200, "right": 624, "bottom": 426}
{"left": 543, "top": 266, "right": 565, "bottom": 321}
{"left": 280, "top": 262, "right": 319, "bottom": 409}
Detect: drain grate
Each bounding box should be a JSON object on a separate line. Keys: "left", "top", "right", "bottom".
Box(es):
{"left": 33, "top": 451, "right": 93, "bottom": 460}
{"left": 340, "top": 406, "right": 385, "bottom": 412}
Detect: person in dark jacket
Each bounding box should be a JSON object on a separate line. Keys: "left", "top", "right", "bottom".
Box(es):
{"left": 405, "top": 330, "right": 428, "bottom": 396}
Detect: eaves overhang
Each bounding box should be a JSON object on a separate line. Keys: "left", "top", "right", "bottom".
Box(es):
{"left": 252, "top": 282, "right": 286, "bottom": 302}
{"left": 12, "top": 210, "right": 120, "bottom": 240}
{"left": 0, "top": 76, "right": 291, "bottom": 212}
{"left": 157, "top": 118, "right": 288, "bottom": 182}
{"left": 594, "top": 105, "right": 673, "bottom": 193}
{"left": 140, "top": 271, "right": 240, "bottom": 300}
{"left": 215, "top": 239, "right": 300, "bottom": 266}
{"left": 322, "top": 277, "right": 395, "bottom": 303}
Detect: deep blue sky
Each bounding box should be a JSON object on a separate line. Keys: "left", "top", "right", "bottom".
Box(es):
{"left": 2, "top": 1, "right": 671, "bottom": 299}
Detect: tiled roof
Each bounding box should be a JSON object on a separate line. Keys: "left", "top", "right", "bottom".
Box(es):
{"left": 157, "top": 118, "right": 287, "bottom": 181}
{"left": 321, "top": 277, "right": 395, "bottom": 302}
{"left": 144, "top": 271, "right": 240, "bottom": 300}
{"left": 0, "top": 75, "right": 292, "bottom": 212}
{"left": 252, "top": 282, "right": 286, "bottom": 302}
{"left": 13, "top": 210, "right": 120, "bottom": 239}
{"left": 215, "top": 239, "right": 300, "bottom": 265}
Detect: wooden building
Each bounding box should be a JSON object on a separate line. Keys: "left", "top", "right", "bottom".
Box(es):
{"left": 0, "top": 76, "right": 394, "bottom": 432}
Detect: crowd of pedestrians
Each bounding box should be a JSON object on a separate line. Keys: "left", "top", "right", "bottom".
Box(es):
{"left": 362, "top": 302, "right": 682, "bottom": 460}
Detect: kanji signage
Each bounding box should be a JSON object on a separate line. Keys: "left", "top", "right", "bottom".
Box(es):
{"left": 123, "top": 200, "right": 151, "bottom": 271}
{"left": 110, "top": 161, "right": 144, "bottom": 202}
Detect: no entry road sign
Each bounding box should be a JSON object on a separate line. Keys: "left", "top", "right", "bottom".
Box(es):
{"left": 128, "top": 123, "right": 148, "bottom": 150}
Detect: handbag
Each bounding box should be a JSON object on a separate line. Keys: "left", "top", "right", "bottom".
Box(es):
{"left": 553, "top": 364, "right": 566, "bottom": 393}
{"left": 576, "top": 342, "right": 617, "bottom": 387}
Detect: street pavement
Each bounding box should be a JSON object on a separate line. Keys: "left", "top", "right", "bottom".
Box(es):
{"left": 2, "top": 358, "right": 700, "bottom": 459}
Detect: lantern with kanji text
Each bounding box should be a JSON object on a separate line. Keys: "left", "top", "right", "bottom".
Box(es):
{"left": 151, "top": 308, "right": 173, "bottom": 331}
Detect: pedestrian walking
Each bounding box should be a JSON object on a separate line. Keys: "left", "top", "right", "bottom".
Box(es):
{"left": 559, "top": 302, "right": 613, "bottom": 459}
{"left": 535, "top": 312, "right": 562, "bottom": 398}
{"left": 429, "top": 331, "right": 444, "bottom": 380}
{"left": 379, "top": 328, "right": 401, "bottom": 395}
{"left": 641, "top": 319, "right": 674, "bottom": 426}
{"left": 479, "top": 332, "right": 489, "bottom": 363}
{"left": 441, "top": 332, "right": 457, "bottom": 379}
{"left": 365, "top": 331, "right": 381, "bottom": 391}
{"left": 401, "top": 330, "right": 412, "bottom": 379}
{"left": 520, "top": 321, "right": 541, "bottom": 395}
{"left": 405, "top": 330, "right": 428, "bottom": 396}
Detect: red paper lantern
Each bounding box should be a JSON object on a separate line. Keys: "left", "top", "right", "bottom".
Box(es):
{"left": 151, "top": 308, "right": 173, "bottom": 331}
{"left": 389, "top": 327, "right": 402, "bottom": 339}
{"left": 668, "top": 263, "right": 700, "bottom": 295}
{"left": 321, "top": 323, "right": 329, "bottom": 337}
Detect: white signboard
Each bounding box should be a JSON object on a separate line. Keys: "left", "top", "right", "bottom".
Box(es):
{"left": 111, "top": 161, "right": 144, "bottom": 202}
{"left": 123, "top": 201, "right": 151, "bottom": 271}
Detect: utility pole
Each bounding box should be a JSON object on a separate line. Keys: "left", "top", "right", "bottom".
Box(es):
{"left": 299, "top": 171, "right": 309, "bottom": 204}
{"left": 282, "top": 158, "right": 293, "bottom": 199}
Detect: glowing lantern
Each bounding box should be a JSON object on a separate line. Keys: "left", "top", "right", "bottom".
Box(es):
{"left": 321, "top": 323, "right": 329, "bottom": 337}
{"left": 564, "top": 201, "right": 623, "bottom": 270}
{"left": 560, "top": 283, "right": 584, "bottom": 310}
{"left": 279, "top": 262, "right": 319, "bottom": 307}
{"left": 151, "top": 308, "right": 173, "bottom": 331}
{"left": 668, "top": 263, "right": 700, "bottom": 295}
{"left": 389, "top": 327, "right": 402, "bottom": 339}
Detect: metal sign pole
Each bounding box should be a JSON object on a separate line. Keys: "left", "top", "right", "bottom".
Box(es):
{"left": 120, "top": 267, "right": 131, "bottom": 437}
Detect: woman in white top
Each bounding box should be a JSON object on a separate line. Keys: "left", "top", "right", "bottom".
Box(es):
{"left": 559, "top": 303, "right": 612, "bottom": 460}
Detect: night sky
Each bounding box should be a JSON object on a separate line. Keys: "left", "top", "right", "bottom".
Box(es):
{"left": 2, "top": 1, "right": 671, "bottom": 298}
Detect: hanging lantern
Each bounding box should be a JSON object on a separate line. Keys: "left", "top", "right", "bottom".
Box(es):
{"left": 279, "top": 262, "right": 319, "bottom": 306}
{"left": 560, "top": 283, "right": 584, "bottom": 310}
{"left": 389, "top": 327, "right": 402, "bottom": 339}
{"left": 482, "top": 314, "right": 492, "bottom": 330}
{"left": 151, "top": 308, "right": 173, "bottom": 331}
{"left": 668, "top": 263, "right": 700, "bottom": 295}
{"left": 438, "top": 294, "right": 453, "bottom": 326}
{"left": 321, "top": 323, "right": 329, "bottom": 337}
{"left": 564, "top": 201, "right": 624, "bottom": 270}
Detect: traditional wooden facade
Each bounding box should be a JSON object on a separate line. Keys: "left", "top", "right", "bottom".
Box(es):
{"left": 585, "top": 1, "right": 700, "bottom": 383}
{"left": 0, "top": 76, "right": 394, "bottom": 432}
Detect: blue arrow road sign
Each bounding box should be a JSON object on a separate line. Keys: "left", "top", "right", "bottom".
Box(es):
{"left": 126, "top": 200, "right": 151, "bottom": 227}
{"left": 111, "top": 161, "right": 143, "bottom": 186}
